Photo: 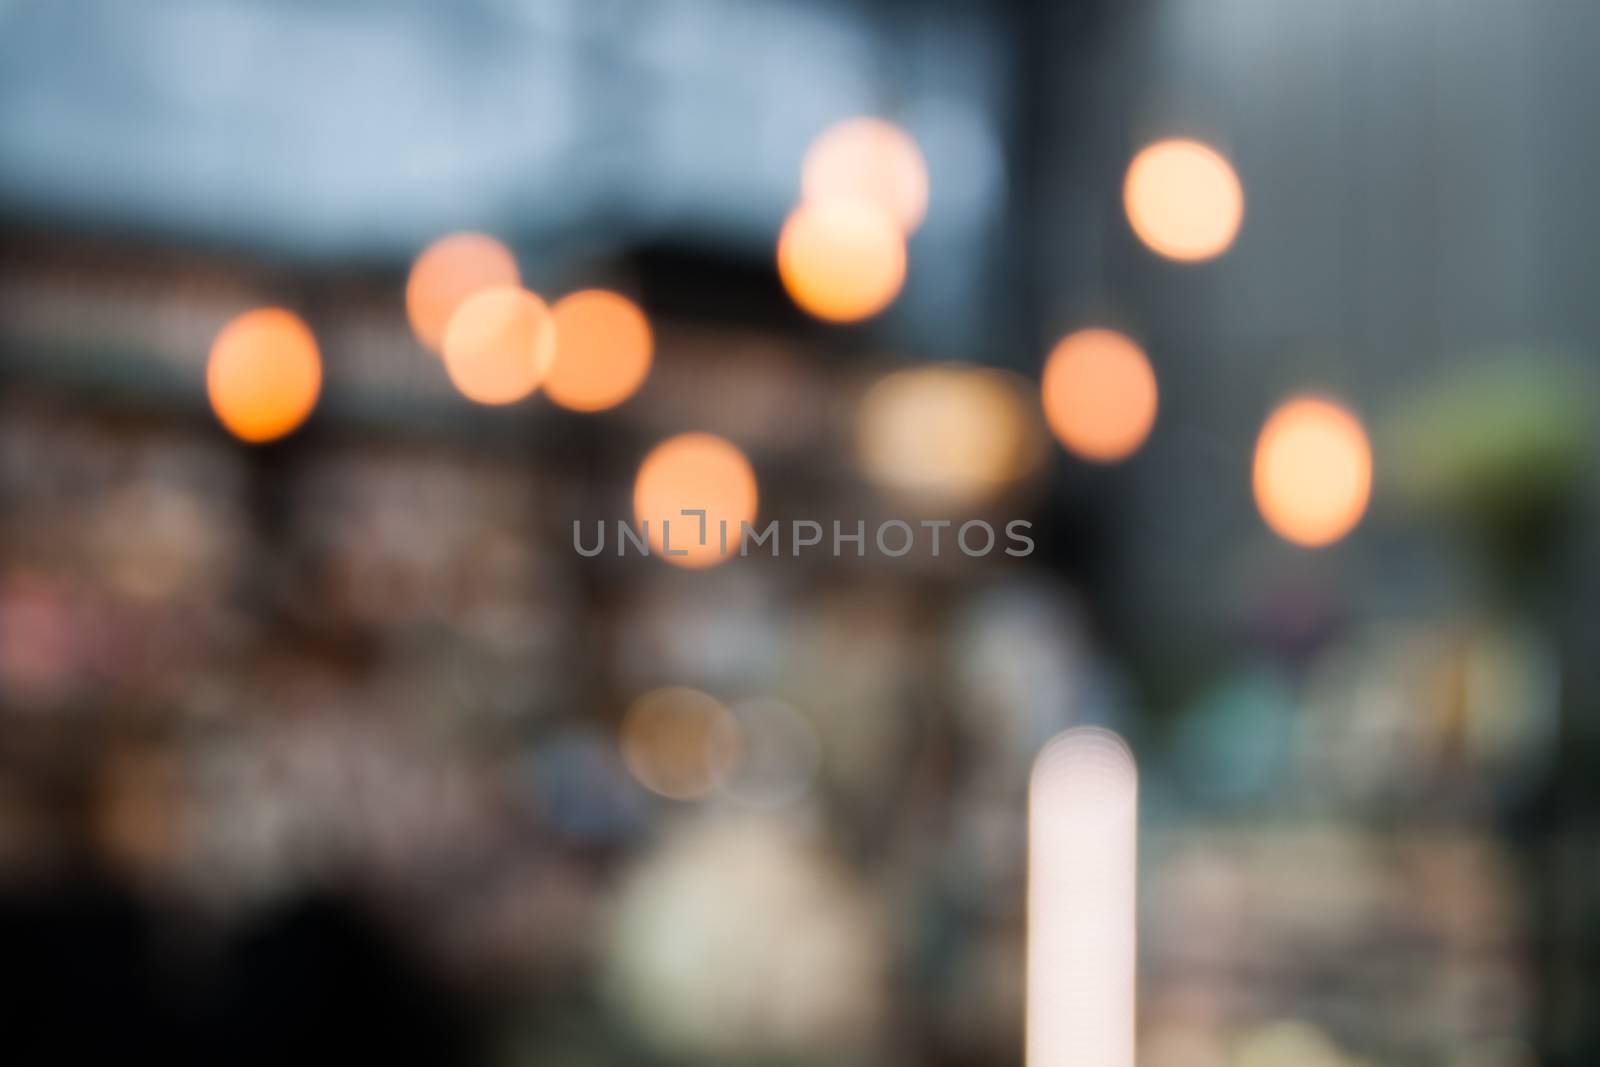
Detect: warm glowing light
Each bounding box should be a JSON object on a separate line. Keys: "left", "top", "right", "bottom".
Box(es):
{"left": 1253, "top": 396, "right": 1372, "bottom": 547}
{"left": 621, "top": 686, "right": 740, "bottom": 799}
{"left": 1123, "top": 139, "right": 1244, "bottom": 262}
{"left": 801, "top": 117, "right": 929, "bottom": 234}
{"left": 1041, "top": 329, "right": 1158, "bottom": 462}
{"left": 778, "top": 198, "right": 906, "bottom": 323}
{"left": 858, "top": 365, "right": 1046, "bottom": 504}
{"left": 406, "top": 232, "right": 520, "bottom": 353}
{"left": 545, "top": 289, "right": 654, "bottom": 412}
{"left": 1027, "top": 727, "right": 1138, "bottom": 1067}
{"left": 441, "top": 286, "right": 557, "bottom": 405}
{"left": 633, "top": 433, "right": 759, "bottom": 568}
{"left": 206, "top": 308, "right": 321, "bottom": 443}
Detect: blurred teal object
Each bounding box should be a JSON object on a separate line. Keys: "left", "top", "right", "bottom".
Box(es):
{"left": 1171, "top": 668, "right": 1296, "bottom": 804}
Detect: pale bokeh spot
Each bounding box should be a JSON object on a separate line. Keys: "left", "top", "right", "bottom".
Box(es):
{"left": 441, "top": 286, "right": 557, "bottom": 405}
{"left": 621, "top": 686, "right": 740, "bottom": 800}
{"left": 1253, "top": 396, "right": 1373, "bottom": 547}
{"left": 1123, "top": 139, "right": 1244, "bottom": 262}
{"left": 802, "top": 117, "right": 929, "bottom": 234}
{"left": 858, "top": 365, "right": 1046, "bottom": 504}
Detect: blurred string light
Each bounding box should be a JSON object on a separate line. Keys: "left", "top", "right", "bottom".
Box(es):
{"left": 620, "top": 686, "right": 740, "bottom": 800}
{"left": 1041, "top": 329, "right": 1158, "bottom": 463}
{"left": 632, "top": 433, "right": 759, "bottom": 569}
{"left": 544, "top": 289, "right": 654, "bottom": 412}
{"left": 801, "top": 117, "right": 930, "bottom": 235}
{"left": 441, "top": 285, "right": 557, "bottom": 405}
{"left": 207, "top": 307, "right": 321, "bottom": 443}
{"left": 857, "top": 364, "right": 1046, "bottom": 505}
{"left": 778, "top": 198, "right": 906, "bottom": 323}
{"left": 405, "top": 232, "right": 519, "bottom": 353}
{"left": 1027, "top": 727, "right": 1137, "bottom": 1067}
{"left": 1253, "top": 396, "right": 1372, "bottom": 547}
{"left": 1123, "top": 139, "right": 1244, "bottom": 262}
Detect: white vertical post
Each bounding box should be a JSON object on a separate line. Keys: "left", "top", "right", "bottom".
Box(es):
{"left": 1027, "top": 727, "right": 1139, "bottom": 1067}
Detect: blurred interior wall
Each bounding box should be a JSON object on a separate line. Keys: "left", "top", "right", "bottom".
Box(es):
{"left": 1030, "top": 0, "right": 1600, "bottom": 651}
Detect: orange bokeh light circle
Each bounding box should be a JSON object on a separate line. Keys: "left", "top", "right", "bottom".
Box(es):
{"left": 545, "top": 290, "right": 654, "bottom": 412}
{"left": 1253, "top": 396, "right": 1372, "bottom": 547}
{"left": 1041, "top": 329, "right": 1159, "bottom": 463}
{"left": 207, "top": 307, "right": 322, "bottom": 444}
{"left": 777, "top": 198, "right": 906, "bottom": 323}
{"left": 632, "top": 433, "right": 759, "bottom": 569}
{"left": 1123, "top": 139, "right": 1244, "bottom": 262}
{"left": 406, "top": 232, "right": 520, "bottom": 353}
{"left": 441, "top": 286, "right": 557, "bottom": 405}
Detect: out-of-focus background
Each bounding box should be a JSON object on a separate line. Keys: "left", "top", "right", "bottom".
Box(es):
{"left": 2, "top": 1, "right": 1599, "bottom": 1065}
